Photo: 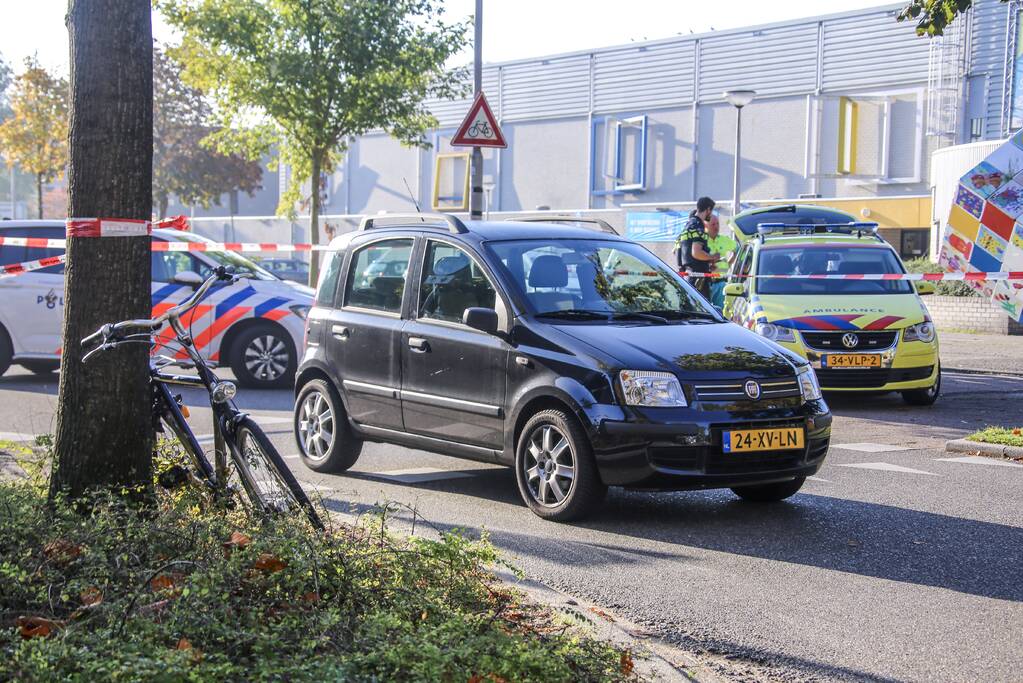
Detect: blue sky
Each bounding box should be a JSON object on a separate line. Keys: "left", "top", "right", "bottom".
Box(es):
{"left": 1, "top": 0, "right": 894, "bottom": 75}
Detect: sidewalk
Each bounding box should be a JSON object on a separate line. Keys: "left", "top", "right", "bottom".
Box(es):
{"left": 939, "top": 332, "right": 1023, "bottom": 376}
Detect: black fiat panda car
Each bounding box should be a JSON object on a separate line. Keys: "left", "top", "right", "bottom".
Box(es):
{"left": 294, "top": 214, "right": 831, "bottom": 521}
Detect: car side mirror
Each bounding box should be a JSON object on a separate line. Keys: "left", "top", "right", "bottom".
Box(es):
{"left": 172, "top": 270, "right": 204, "bottom": 287}
{"left": 723, "top": 282, "right": 746, "bottom": 298}
{"left": 463, "top": 307, "right": 499, "bottom": 334}
{"left": 914, "top": 281, "right": 936, "bottom": 296}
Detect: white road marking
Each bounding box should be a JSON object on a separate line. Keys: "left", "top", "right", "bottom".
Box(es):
{"left": 282, "top": 454, "right": 300, "bottom": 460}
{"left": 301, "top": 481, "right": 335, "bottom": 492}
{"left": 832, "top": 443, "right": 915, "bottom": 453}
{"left": 251, "top": 415, "right": 293, "bottom": 425}
{"left": 0, "top": 431, "right": 38, "bottom": 442}
{"left": 806, "top": 475, "right": 833, "bottom": 483}
{"left": 835, "top": 462, "right": 940, "bottom": 476}
{"left": 360, "top": 467, "right": 480, "bottom": 484}
{"left": 936, "top": 456, "right": 1023, "bottom": 469}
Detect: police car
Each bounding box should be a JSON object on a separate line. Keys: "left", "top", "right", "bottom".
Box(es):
{"left": 721, "top": 220, "right": 941, "bottom": 405}
{"left": 0, "top": 220, "right": 312, "bottom": 388}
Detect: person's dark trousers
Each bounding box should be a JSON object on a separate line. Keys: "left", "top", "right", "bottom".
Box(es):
{"left": 686, "top": 274, "right": 712, "bottom": 300}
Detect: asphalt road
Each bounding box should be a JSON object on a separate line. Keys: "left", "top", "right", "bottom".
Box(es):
{"left": 2, "top": 368, "right": 1021, "bottom": 682}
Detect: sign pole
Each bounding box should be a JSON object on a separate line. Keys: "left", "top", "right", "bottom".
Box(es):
{"left": 470, "top": 0, "right": 483, "bottom": 220}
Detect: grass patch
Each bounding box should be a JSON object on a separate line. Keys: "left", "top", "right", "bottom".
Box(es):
{"left": 0, "top": 453, "right": 637, "bottom": 682}
{"left": 967, "top": 426, "right": 1023, "bottom": 448}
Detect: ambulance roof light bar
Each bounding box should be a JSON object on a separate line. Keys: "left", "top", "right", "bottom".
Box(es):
{"left": 756, "top": 221, "right": 880, "bottom": 241}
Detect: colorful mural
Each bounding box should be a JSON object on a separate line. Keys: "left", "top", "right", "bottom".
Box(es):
{"left": 939, "top": 129, "right": 1023, "bottom": 322}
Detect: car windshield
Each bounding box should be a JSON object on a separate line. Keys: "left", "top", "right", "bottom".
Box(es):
{"left": 756, "top": 245, "right": 914, "bottom": 295}
{"left": 486, "top": 238, "right": 718, "bottom": 320}
{"left": 734, "top": 207, "right": 856, "bottom": 237}
{"left": 167, "top": 232, "right": 276, "bottom": 281}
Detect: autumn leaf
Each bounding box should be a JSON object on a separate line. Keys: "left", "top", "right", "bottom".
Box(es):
{"left": 176, "top": 638, "right": 203, "bottom": 663}
{"left": 177, "top": 638, "right": 193, "bottom": 650}
{"left": 589, "top": 606, "right": 615, "bottom": 622}
{"left": 79, "top": 587, "right": 103, "bottom": 607}
{"left": 302, "top": 592, "right": 320, "bottom": 604}
{"left": 43, "top": 538, "right": 83, "bottom": 566}
{"left": 252, "top": 553, "right": 287, "bottom": 573}
{"left": 223, "top": 531, "right": 252, "bottom": 554}
{"left": 620, "top": 651, "right": 635, "bottom": 675}
{"left": 16, "top": 616, "right": 65, "bottom": 639}
{"left": 150, "top": 572, "right": 185, "bottom": 596}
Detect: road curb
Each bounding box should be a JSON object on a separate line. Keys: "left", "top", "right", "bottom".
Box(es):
{"left": 492, "top": 568, "right": 721, "bottom": 682}
{"left": 945, "top": 438, "right": 1023, "bottom": 458}
{"left": 943, "top": 366, "right": 1023, "bottom": 378}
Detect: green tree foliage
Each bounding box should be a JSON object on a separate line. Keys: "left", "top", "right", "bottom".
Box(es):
{"left": 897, "top": 0, "right": 1008, "bottom": 36}
{"left": 158, "top": 0, "right": 469, "bottom": 283}
{"left": 153, "top": 47, "right": 263, "bottom": 218}
{"left": 0, "top": 57, "right": 68, "bottom": 218}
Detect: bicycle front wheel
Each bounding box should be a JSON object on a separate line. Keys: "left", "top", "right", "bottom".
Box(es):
{"left": 230, "top": 417, "right": 324, "bottom": 530}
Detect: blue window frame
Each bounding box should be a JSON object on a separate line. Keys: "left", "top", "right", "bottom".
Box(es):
{"left": 589, "top": 114, "right": 648, "bottom": 196}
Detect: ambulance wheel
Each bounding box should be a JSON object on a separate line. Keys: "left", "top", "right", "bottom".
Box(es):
{"left": 229, "top": 324, "right": 296, "bottom": 389}
{"left": 901, "top": 365, "right": 941, "bottom": 406}
{"left": 0, "top": 327, "right": 11, "bottom": 377}
{"left": 20, "top": 360, "right": 59, "bottom": 375}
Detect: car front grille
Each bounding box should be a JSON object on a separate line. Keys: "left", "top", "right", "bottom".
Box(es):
{"left": 816, "top": 365, "right": 934, "bottom": 389}
{"left": 801, "top": 330, "right": 898, "bottom": 352}
{"left": 692, "top": 377, "right": 801, "bottom": 402}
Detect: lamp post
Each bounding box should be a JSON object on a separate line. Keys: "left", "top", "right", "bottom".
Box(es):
{"left": 724, "top": 89, "right": 756, "bottom": 218}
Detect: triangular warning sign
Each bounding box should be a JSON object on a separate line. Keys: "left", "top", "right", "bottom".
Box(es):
{"left": 450, "top": 92, "right": 506, "bottom": 148}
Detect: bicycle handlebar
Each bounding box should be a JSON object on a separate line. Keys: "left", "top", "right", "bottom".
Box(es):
{"left": 81, "top": 267, "right": 237, "bottom": 350}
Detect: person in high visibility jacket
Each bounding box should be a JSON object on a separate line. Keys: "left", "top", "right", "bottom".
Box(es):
{"left": 704, "top": 212, "right": 737, "bottom": 307}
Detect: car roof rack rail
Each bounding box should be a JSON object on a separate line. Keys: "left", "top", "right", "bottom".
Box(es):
{"left": 360, "top": 212, "right": 468, "bottom": 234}
{"left": 756, "top": 221, "right": 880, "bottom": 241}
{"left": 511, "top": 216, "right": 618, "bottom": 234}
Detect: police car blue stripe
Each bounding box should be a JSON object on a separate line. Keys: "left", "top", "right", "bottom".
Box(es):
{"left": 151, "top": 283, "right": 184, "bottom": 307}
{"left": 214, "top": 286, "right": 256, "bottom": 319}
{"left": 254, "top": 296, "right": 289, "bottom": 317}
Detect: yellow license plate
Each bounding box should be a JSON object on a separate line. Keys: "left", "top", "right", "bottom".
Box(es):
{"left": 821, "top": 354, "right": 882, "bottom": 368}
{"left": 723, "top": 427, "right": 805, "bottom": 453}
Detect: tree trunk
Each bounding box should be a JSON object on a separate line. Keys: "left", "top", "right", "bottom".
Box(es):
{"left": 36, "top": 174, "right": 43, "bottom": 219}
{"left": 308, "top": 150, "right": 322, "bottom": 287}
{"left": 158, "top": 194, "right": 168, "bottom": 220}
{"left": 50, "top": 0, "right": 155, "bottom": 501}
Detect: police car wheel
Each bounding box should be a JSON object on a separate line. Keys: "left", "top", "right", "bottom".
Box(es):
{"left": 731, "top": 476, "right": 805, "bottom": 503}
{"left": 0, "top": 328, "right": 11, "bottom": 377}
{"left": 229, "top": 325, "right": 295, "bottom": 389}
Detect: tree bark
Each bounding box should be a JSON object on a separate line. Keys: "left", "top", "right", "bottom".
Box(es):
{"left": 50, "top": 0, "right": 155, "bottom": 501}
{"left": 36, "top": 174, "right": 43, "bottom": 219}
{"left": 308, "top": 149, "right": 322, "bottom": 287}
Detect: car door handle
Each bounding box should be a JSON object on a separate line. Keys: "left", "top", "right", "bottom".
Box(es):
{"left": 331, "top": 324, "right": 350, "bottom": 340}
{"left": 407, "top": 337, "right": 430, "bottom": 352}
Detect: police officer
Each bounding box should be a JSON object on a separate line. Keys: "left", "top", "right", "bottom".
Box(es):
{"left": 675, "top": 196, "right": 721, "bottom": 299}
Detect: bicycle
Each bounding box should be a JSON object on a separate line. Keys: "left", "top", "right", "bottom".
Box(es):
{"left": 467, "top": 121, "right": 492, "bottom": 138}
{"left": 82, "top": 266, "right": 323, "bottom": 530}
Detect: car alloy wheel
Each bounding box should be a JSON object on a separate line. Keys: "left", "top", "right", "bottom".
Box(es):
{"left": 523, "top": 424, "right": 577, "bottom": 507}
{"left": 244, "top": 334, "right": 289, "bottom": 381}
{"left": 298, "top": 389, "right": 334, "bottom": 461}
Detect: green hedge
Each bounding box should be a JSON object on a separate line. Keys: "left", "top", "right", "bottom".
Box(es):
{"left": 903, "top": 257, "right": 978, "bottom": 297}
{"left": 0, "top": 457, "right": 636, "bottom": 682}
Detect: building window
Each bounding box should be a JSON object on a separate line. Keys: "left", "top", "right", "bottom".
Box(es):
{"left": 431, "top": 152, "right": 470, "bottom": 211}
{"left": 590, "top": 114, "right": 648, "bottom": 195}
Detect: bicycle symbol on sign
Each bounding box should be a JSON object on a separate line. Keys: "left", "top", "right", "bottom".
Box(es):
{"left": 467, "top": 121, "right": 492, "bottom": 138}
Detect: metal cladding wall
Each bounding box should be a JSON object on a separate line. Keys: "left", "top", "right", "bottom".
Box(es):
{"left": 252, "top": 1, "right": 1012, "bottom": 220}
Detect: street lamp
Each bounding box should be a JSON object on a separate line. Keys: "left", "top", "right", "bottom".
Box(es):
{"left": 724, "top": 89, "right": 756, "bottom": 218}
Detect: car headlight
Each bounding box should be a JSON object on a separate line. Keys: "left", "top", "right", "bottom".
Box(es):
{"left": 755, "top": 322, "right": 797, "bottom": 343}
{"left": 289, "top": 304, "right": 311, "bottom": 320}
{"left": 796, "top": 365, "right": 822, "bottom": 402}
{"left": 903, "top": 322, "right": 935, "bottom": 343}
{"left": 619, "top": 370, "right": 687, "bottom": 407}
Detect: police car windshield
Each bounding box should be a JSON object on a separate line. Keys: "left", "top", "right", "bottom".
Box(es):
{"left": 168, "top": 233, "right": 276, "bottom": 281}
{"left": 486, "top": 238, "right": 717, "bottom": 319}
{"left": 756, "top": 245, "right": 913, "bottom": 295}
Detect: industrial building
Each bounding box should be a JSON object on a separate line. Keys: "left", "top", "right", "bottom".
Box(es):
{"left": 179, "top": 0, "right": 1023, "bottom": 261}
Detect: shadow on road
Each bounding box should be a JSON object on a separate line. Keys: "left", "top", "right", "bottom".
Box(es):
{"left": 325, "top": 466, "right": 1023, "bottom": 603}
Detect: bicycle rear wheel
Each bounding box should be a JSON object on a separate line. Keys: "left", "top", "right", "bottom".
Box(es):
{"left": 230, "top": 417, "right": 323, "bottom": 530}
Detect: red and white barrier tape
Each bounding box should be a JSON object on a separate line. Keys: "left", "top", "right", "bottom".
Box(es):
{"left": 680, "top": 270, "right": 1023, "bottom": 281}
{"left": 151, "top": 241, "right": 321, "bottom": 253}
{"left": 66, "top": 218, "right": 151, "bottom": 238}
{"left": 0, "top": 254, "right": 66, "bottom": 277}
